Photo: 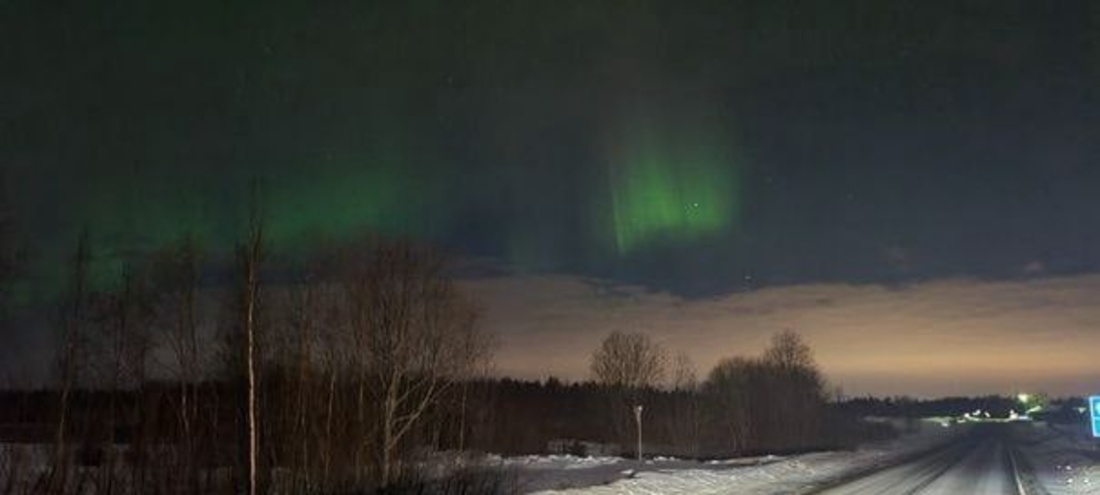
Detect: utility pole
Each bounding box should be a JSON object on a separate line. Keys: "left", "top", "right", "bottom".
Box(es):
{"left": 634, "top": 404, "right": 644, "bottom": 461}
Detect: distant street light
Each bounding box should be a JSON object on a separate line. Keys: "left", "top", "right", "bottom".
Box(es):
{"left": 634, "top": 404, "right": 644, "bottom": 461}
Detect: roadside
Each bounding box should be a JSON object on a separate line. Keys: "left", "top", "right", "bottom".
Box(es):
{"left": 504, "top": 419, "right": 961, "bottom": 494}
{"left": 1014, "top": 422, "right": 1100, "bottom": 495}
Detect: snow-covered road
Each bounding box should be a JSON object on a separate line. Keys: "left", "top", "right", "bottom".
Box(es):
{"left": 513, "top": 419, "right": 963, "bottom": 494}
{"left": 508, "top": 421, "right": 1100, "bottom": 494}
{"left": 815, "top": 424, "right": 1024, "bottom": 495}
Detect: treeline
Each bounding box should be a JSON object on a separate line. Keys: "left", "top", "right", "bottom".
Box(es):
{"left": 0, "top": 357, "right": 887, "bottom": 461}
{"left": 837, "top": 396, "right": 1020, "bottom": 418}
{"left": 838, "top": 395, "right": 1088, "bottom": 424}
{"left": 451, "top": 360, "right": 895, "bottom": 459}
{"left": 0, "top": 217, "right": 890, "bottom": 494}
{"left": 3, "top": 228, "right": 495, "bottom": 494}
{"left": 569, "top": 329, "right": 890, "bottom": 458}
{"left": 0, "top": 350, "right": 893, "bottom": 465}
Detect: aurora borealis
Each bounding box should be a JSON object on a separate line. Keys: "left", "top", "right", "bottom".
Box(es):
{"left": 603, "top": 123, "right": 742, "bottom": 254}
{"left": 6, "top": 1, "right": 1100, "bottom": 395}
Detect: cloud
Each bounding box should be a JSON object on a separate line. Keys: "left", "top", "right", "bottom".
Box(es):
{"left": 1022, "top": 260, "right": 1046, "bottom": 275}
{"left": 463, "top": 273, "right": 1100, "bottom": 397}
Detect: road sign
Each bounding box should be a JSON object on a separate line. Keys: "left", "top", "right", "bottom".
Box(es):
{"left": 1090, "top": 396, "right": 1100, "bottom": 438}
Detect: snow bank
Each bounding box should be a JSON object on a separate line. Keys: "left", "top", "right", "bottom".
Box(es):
{"left": 1016, "top": 422, "right": 1100, "bottom": 495}
{"left": 507, "top": 419, "right": 959, "bottom": 494}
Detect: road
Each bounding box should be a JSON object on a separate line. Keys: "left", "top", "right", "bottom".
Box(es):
{"left": 814, "top": 423, "right": 1034, "bottom": 495}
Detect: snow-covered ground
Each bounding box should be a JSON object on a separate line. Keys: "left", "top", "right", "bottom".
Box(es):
{"left": 9, "top": 420, "right": 1097, "bottom": 494}
{"left": 1016, "top": 421, "right": 1100, "bottom": 495}
{"left": 502, "top": 419, "right": 960, "bottom": 494}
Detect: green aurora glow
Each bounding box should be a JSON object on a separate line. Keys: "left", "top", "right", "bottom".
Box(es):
{"left": 31, "top": 151, "right": 445, "bottom": 296}
{"left": 266, "top": 154, "right": 446, "bottom": 252}
{"left": 602, "top": 133, "right": 742, "bottom": 254}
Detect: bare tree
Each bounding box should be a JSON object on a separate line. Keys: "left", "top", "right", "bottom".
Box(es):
{"left": 704, "top": 356, "right": 761, "bottom": 453}
{"left": 703, "top": 330, "right": 828, "bottom": 454}
{"left": 590, "top": 331, "right": 666, "bottom": 459}
{"left": 236, "top": 194, "right": 264, "bottom": 495}
{"left": 763, "top": 329, "right": 817, "bottom": 371}
{"left": 116, "top": 266, "right": 156, "bottom": 493}
{"left": 761, "top": 330, "right": 826, "bottom": 449}
{"left": 85, "top": 262, "right": 155, "bottom": 493}
{"left": 667, "top": 353, "right": 701, "bottom": 457}
{"left": 590, "top": 331, "right": 666, "bottom": 390}
{"left": 50, "top": 228, "right": 92, "bottom": 492}
{"left": 339, "top": 239, "right": 491, "bottom": 487}
{"left": 264, "top": 267, "right": 323, "bottom": 491}
{"left": 149, "top": 235, "right": 203, "bottom": 493}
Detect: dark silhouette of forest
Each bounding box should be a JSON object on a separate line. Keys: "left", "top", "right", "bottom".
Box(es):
{"left": 0, "top": 199, "right": 987, "bottom": 494}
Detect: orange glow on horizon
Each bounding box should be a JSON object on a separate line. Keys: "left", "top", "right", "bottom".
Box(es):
{"left": 467, "top": 274, "right": 1100, "bottom": 397}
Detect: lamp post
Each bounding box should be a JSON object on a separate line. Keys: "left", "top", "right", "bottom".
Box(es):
{"left": 634, "top": 404, "right": 644, "bottom": 461}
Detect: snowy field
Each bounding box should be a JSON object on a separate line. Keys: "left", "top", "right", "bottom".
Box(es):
{"left": 502, "top": 419, "right": 960, "bottom": 494}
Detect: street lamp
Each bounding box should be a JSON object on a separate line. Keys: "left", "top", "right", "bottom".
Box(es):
{"left": 634, "top": 404, "right": 644, "bottom": 461}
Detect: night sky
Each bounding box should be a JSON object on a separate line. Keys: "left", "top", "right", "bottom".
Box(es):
{"left": 4, "top": 1, "right": 1100, "bottom": 395}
